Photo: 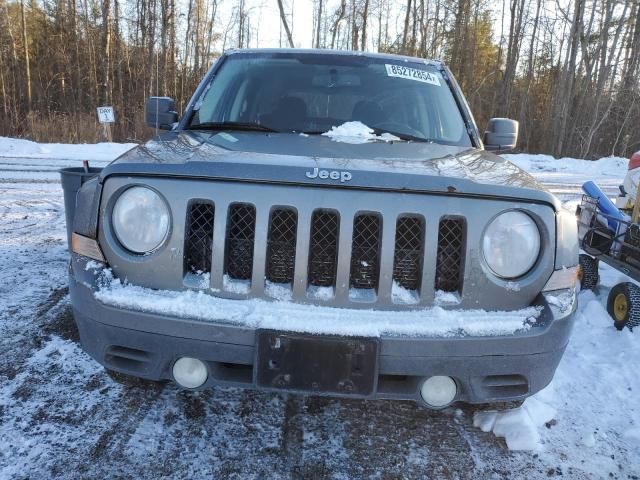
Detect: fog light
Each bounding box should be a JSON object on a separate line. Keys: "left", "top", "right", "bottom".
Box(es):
{"left": 420, "top": 376, "right": 457, "bottom": 408}
{"left": 172, "top": 357, "right": 208, "bottom": 389}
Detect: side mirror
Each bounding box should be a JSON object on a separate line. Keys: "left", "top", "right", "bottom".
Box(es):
{"left": 483, "top": 118, "right": 519, "bottom": 153}
{"left": 146, "top": 97, "right": 179, "bottom": 130}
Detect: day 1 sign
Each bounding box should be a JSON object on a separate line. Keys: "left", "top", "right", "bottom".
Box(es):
{"left": 97, "top": 106, "right": 115, "bottom": 124}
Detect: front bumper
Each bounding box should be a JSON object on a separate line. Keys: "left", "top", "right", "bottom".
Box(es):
{"left": 69, "top": 257, "right": 576, "bottom": 405}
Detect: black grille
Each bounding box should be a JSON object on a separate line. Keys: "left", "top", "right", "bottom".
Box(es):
{"left": 350, "top": 214, "right": 381, "bottom": 289}
{"left": 393, "top": 216, "right": 424, "bottom": 290}
{"left": 225, "top": 204, "right": 256, "bottom": 280}
{"left": 185, "top": 202, "right": 215, "bottom": 274}
{"left": 308, "top": 211, "right": 339, "bottom": 287}
{"left": 435, "top": 217, "right": 465, "bottom": 292}
{"left": 266, "top": 209, "right": 298, "bottom": 284}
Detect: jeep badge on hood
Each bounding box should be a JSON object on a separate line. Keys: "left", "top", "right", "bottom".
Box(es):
{"left": 306, "top": 167, "right": 353, "bottom": 182}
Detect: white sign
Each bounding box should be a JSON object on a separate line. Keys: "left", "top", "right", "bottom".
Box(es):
{"left": 97, "top": 106, "right": 115, "bottom": 123}
{"left": 384, "top": 64, "right": 441, "bottom": 86}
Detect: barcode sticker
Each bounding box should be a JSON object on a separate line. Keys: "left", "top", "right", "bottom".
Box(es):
{"left": 385, "top": 64, "right": 441, "bottom": 86}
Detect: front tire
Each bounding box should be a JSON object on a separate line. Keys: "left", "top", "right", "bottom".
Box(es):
{"left": 607, "top": 282, "right": 640, "bottom": 331}
{"left": 579, "top": 254, "right": 599, "bottom": 290}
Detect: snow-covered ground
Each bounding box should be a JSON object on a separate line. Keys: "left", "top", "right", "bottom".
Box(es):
{"left": 0, "top": 137, "right": 638, "bottom": 478}
{"left": 0, "top": 137, "right": 135, "bottom": 184}
{"left": 0, "top": 136, "right": 136, "bottom": 161}
{"left": 506, "top": 153, "right": 627, "bottom": 204}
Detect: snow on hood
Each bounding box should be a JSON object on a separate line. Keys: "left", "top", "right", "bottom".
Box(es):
{"left": 322, "top": 121, "right": 400, "bottom": 144}
{"left": 92, "top": 268, "right": 541, "bottom": 338}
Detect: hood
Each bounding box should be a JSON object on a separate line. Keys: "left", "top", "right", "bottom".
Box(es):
{"left": 103, "top": 131, "right": 558, "bottom": 208}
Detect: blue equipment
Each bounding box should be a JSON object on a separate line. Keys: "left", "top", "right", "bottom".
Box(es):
{"left": 582, "top": 181, "right": 627, "bottom": 232}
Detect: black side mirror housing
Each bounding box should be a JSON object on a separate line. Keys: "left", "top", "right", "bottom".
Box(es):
{"left": 483, "top": 118, "right": 519, "bottom": 153}
{"left": 146, "top": 97, "right": 179, "bottom": 130}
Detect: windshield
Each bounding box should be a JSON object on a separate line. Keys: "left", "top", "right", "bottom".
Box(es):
{"left": 187, "top": 52, "right": 472, "bottom": 146}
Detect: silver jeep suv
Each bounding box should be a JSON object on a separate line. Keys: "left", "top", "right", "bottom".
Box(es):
{"left": 65, "top": 49, "right": 578, "bottom": 408}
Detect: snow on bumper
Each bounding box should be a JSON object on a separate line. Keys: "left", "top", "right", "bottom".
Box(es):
{"left": 93, "top": 272, "right": 542, "bottom": 339}
{"left": 69, "top": 260, "right": 577, "bottom": 404}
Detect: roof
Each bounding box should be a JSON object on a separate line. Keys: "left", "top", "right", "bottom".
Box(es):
{"left": 224, "top": 48, "right": 443, "bottom": 67}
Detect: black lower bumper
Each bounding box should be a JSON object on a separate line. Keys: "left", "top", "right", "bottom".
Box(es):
{"left": 70, "top": 270, "right": 575, "bottom": 405}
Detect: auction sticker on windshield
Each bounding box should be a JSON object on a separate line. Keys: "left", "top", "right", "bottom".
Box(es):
{"left": 385, "top": 64, "right": 441, "bottom": 86}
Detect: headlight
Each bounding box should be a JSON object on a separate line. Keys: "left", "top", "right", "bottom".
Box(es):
{"left": 112, "top": 186, "right": 170, "bottom": 253}
{"left": 482, "top": 211, "right": 541, "bottom": 278}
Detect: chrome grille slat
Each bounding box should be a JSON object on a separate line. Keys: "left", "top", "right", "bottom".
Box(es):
{"left": 376, "top": 213, "right": 399, "bottom": 303}
{"left": 419, "top": 223, "right": 439, "bottom": 304}
{"left": 291, "top": 209, "right": 312, "bottom": 299}
{"left": 209, "top": 200, "right": 230, "bottom": 291}
{"left": 334, "top": 212, "right": 355, "bottom": 301}
{"left": 250, "top": 206, "right": 269, "bottom": 296}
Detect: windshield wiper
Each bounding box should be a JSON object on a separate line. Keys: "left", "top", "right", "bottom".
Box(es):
{"left": 301, "top": 128, "right": 434, "bottom": 143}
{"left": 368, "top": 127, "right": 434, "bottom": 143}
{"left": 186, "top": 121, "right": 279, "bottom": 133}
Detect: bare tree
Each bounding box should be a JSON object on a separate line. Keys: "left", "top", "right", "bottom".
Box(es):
{"left": 277, "top": 0, "right": 294, "bottom": 47}
{"left": 361, "top": 0, "right": 369, "bottom": 50}
{"left": 101, "top": 0, "right": 112, "bottom": 105}
{"left": 0, "top": 0, "right": 636, "bottom": 159}
{"left": 20, "top": 0, "right": 31, "bottom": 111}
{"left": 330, "top": 0, "right": 347, "bottom": 49}
{"left": 315, "top": 0, "right": 323, "bottom": 48}
{"left": 401, "top": 0, "right": 412, "bottom": 53}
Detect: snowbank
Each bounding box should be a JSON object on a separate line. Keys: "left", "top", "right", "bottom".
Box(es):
{"left": 92, "top": 269, "right": 541, "bottom": 338}
{"left": 475, "top": 263, "right": 640, "bottom": 453}
{"left": 0, "top": 136, "right": 136, "bottom": 161}
{"left": 474, "top": 388, "right": 557, "bottom": 451}
{"left": 505, "top": 153, "right": 628, "bottom": 178}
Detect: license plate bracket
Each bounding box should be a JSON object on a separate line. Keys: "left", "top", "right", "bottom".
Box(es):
{"left": 255, "top": 330, "right": 379, "bottom": 396}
